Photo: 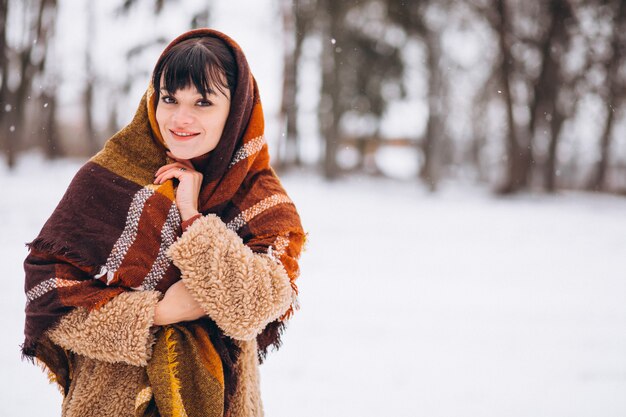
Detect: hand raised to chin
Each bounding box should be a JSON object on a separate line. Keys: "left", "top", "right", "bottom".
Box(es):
{"left": 154, "top": 151, "right": 203, "bottom": 221}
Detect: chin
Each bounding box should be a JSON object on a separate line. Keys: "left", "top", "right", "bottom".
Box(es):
{"left": 166, "top": 147, "right": 196, "bottom": 160}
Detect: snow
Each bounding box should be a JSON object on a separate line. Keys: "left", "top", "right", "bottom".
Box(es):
{"left": 1, "top": 152, "right": 625, "bottom": 416}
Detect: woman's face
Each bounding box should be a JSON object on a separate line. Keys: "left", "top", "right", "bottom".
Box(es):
{"left": 156, "top": 81, "right": 231, "bottom": 160}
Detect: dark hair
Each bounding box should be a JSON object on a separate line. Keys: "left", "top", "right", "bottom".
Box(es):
{"left": 152, "top": 37, "right": 237, "bottom": 101}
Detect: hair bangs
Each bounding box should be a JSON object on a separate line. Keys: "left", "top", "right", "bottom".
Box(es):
{"left": 152, "top": 37, "right": 237, "bottom": 102}
{"left": 160, "top": 44, "right": 229, "bottom": 98}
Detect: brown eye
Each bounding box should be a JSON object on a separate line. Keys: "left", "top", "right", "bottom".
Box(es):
{"left": 197, "top": 99, "right": 213, "bottom": 107}
{"left": 161, "top": 96, "right": 176, "bottom": 104}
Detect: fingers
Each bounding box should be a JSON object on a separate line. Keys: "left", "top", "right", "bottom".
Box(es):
{"left": 154, "top": 166, "right": 187, "bottom": 184}
{"left": 154, "top": 164, "right": 204, "bottom": 185}
{"left": 155, "top": 151, "right": 197, "bottom": 184}
{"left": 155, "top": 162, "right": 187, "bottom": 176}
{"left": 155, "top": 162, "right": 194, "bottom": 179}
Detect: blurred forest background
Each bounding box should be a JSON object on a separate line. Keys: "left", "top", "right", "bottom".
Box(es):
{"left": 2, "top": 0, "right": 626, "bottom": 195}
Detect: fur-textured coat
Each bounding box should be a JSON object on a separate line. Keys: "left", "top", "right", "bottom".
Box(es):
{"left": 45, "top": 214, "right": 294, "bottom": 416}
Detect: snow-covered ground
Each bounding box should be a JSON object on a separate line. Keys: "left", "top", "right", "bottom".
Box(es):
{"left": 1, "top": 153, "right": 625, "bottom": 416}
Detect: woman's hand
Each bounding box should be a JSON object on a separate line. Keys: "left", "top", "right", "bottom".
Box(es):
{"left": 153, "top": 281, "right": 206, "bottom": 326}
{"left": 154, "top": 151, "right": 202, "bottom": 221}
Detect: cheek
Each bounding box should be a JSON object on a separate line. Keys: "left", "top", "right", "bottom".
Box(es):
{"left": 155, "top": 105, "right": 168, "bottom": 130}
{"left": 204, "top": 110, "right": 229, "bottom": 135}
{"left": 217, "top": 107, "right": 230, "bottom": 128}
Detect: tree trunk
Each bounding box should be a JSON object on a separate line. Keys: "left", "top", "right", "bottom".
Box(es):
{"left": 588, "top": 101, "right": 616, "bottom": 191}
{"left": 0, "top": 0, "right": 12, "bottom": 168}
{"left": 526, "top": 2, "right": 561, "bottom": 189}
{"left": 419, "top": 28, "right": 445, "bottom": 191}
{"left": 289, "top": 2, "right": 307, "bottom": 166}
{"left": 320, "top": 0, "right": 341, "bottom": 179}
{"left": 84, "top": 0, "right": 98, "bottom": 155}
{"left": 5, "top": 49, "right": 34, "bottom": 168}
{"left": 84, "top": 79, "right": 98, "bottom": 154}
{"left": 538, "top": 0, "right": 571, "bottom": 192}
{"left": 277, "top": 0, "right": 300, "bottom": 169}
{"left": 544, "top": 109, "right": 564, "bottom": 192}
{"left": 2, "top": 0, "right": 57, "bottom": 167}
{"left": 3, "top": 92, "right": 17, "bottom": 169}
{"left": 587, "top": 0, "right": 625, "bottom": 191}
{"left": 494, "top": 0, "right": 524, "bottom": 194}
{"left": 41, "top": 91, "right": 61, "bottom": 158}
{"left": 38, "top": 0, "right": 60, "bottom": 158}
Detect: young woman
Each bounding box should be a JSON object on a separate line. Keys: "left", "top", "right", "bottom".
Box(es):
{"left": 22, "top": 29, "right": 305, "bottom": 417}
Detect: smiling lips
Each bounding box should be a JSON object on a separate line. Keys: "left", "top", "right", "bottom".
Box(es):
{"left": 170, "top": 129, "right": 200, "bottom": 140}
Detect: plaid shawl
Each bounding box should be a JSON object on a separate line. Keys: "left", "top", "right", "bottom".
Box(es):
{"left": 22, "top": 29, "right": 305, "bottom": 415}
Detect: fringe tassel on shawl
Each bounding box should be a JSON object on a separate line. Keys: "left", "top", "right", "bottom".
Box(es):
{"left": 21, "top": 342, "right": 37, "bottom": 362}
{"left": 255, "top": 231, "right": 307, "bottom": 363}
{"left": 33, "top": 357, "right": 66, "bottom": 395}
{"left": 164, "top": 326, "right": 189, "bottom": 417}
{"left": 26, "top": 237, "right": 100, "bottom": 271}
{"left": 255, "top": 320, "right": 287, "bottom": 364}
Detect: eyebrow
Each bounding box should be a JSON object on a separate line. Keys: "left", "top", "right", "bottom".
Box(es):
{"left": 159, "top": 88, "right": 216, "bottom": 98}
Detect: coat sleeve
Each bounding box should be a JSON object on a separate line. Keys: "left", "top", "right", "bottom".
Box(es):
{"left": 24, "top": 245, "right": 161, "bottom": 367}
{"left": 45, "top": 290, "right": 161, "bottom": 366}
{"left": 166, "top": 214, "right": 297, "bottom": 341}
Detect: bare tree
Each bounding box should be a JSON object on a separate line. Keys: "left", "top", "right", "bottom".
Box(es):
{"left": 490, "top": 0, "right": 527, "bottom": 194}
{"left": 276, "top": 0, "right": 315, "bottom": 169}
{"left": 387, "top": 0, "right": 449, "bottom": 190}
{"left": 0, "top": 0, "right": 10, "bottom": 164}
{"left": 84, "top": 0, "right": 98, "bottom": 155}
{"left": 1, "top": 0, "right": 57, "bottom": 168}
{"left": 40, "top": 88, "right": 60, "bottom": 158}
{"left": 523, "top": 0, "right": 575, "bottom": 192}
{"left": 317, "top": 0, "right": 343, "bottom": 179}
{"left": 587, "top": 0, "right": 626, "bottom": 191}
{"left": 419, "top": 28, "right": 448, "bottom": 191}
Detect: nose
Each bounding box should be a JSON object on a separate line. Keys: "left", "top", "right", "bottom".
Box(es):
{"left": 172, "top": 106, "right": 194, "bottom": 126}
